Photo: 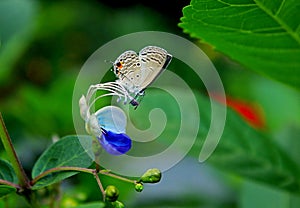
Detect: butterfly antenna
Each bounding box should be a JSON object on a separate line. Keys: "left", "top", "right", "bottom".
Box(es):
{"left": 104, "top": 60, "right": 114, "bottom": 65}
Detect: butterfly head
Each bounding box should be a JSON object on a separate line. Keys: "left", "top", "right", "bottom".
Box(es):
{"left": 113, "top": 60, "right": 124, "bottom": 76}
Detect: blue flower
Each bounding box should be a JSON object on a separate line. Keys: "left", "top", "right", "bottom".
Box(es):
{"left": 79, "top": 96, "right": 131, "bottom": 155}
{"left": 98, "top": 128, "right": 131, "bottom": 155}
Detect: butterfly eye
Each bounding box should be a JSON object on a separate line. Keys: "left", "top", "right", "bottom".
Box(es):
{"left": 115, "top": 68, "right": 120, "bottom": 75}
{"left": 116, "top": 61, "right": 123, "bottom": 69}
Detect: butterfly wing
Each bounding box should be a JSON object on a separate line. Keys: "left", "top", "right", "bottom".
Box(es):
{"left": 138, "top": 46, "right": 172, "bottom": 90}
{"left": 112, "top": 46, "right": 172, "bottom": 98}
{"left": 113, "top": 50, "right": 142, "bottom": 93}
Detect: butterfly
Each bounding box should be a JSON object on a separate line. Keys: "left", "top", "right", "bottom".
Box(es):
{"left": 112, "top": 46, "right": 172, "bottom": 106}
{"left": 83, "top": 46, "right": 172, "bottom": 110}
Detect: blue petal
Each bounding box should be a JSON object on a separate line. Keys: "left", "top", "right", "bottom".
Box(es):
{"left": 98, "top": 128, "right": 131, "bottom": 155}
{"left": 95, "top": 106, "right": 127, "bottom": 133}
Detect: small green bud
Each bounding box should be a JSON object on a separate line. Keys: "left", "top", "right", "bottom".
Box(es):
{"left": 105, "top": 185, "right": 119, "bottom": 202}
{"left": 134, "top": 183, "right": 144, "bottom": 192}
{"left": 111, "top": 201, "right": 125, "bottom": 208}
{"left": 139, "top": 168, "right": 162, "bottom": 183}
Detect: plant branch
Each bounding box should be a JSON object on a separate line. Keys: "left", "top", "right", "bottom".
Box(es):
{"left": 0, "top": 113, "right": 30, "bottom": 188}
{"left": 0, "top": 179, "right": 21, "bottom": 189}
{"left": 99, "top": 170, "right": 136, "bottom": 184}
{"left": 30, "top": 166, "right": 106, "bottom": 201}
{"left": 31, "top": 166, "right": 93, "bottom": 185}
{"left": 92, "top": 170, "right": 105, "bottom": 201}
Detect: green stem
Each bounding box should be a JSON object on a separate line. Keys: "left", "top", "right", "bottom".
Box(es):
{"left": 0, "top": 113, "right": 39, "bottom": 207}
{"left": 26, "top": 191, "right": 40, "bottom": 208}
{"left": 0, "top": 113, "right": 30, "bottom": 188}
{"left": 0, "top": 179, "right": 21, "bottom": 189}
{"left": 31, "top": 166, "right": 93, "bottom": 185}
{"left": 93, "top": 170, "right": 105, "bottom": 201}
{"left": 92, "top": 138, "right": 102, "bottom": 172}
{"left": 99, "top": 170, "right": 136, "bottom": 184}
{"left": 31, "top": 166, "right": 106, "bottom": 200}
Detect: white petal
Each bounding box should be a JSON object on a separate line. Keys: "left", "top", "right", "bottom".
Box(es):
{"left": 79, "top": 95, "right": 89, "bottom": 121}
{"left": 86, "top": 114, "right": 102, "bottom": 137}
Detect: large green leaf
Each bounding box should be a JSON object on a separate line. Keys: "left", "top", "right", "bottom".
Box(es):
{"left": 0, "top": 159, "right": 17, "bottom": 183}
{"left": 199, "top": 107, "right": 300, "bottom": 193}
{"left": 135, "top": 89, "right": 300, "bottom": 194}
{"left": 179, "top": 0, "right": 300, "bottom": 89}
{"left": 191, "top": 93, "right": 300, "bottom": 194}
{"left": 0, "top": 159, "right": 17, "bottom": 197}
{"left": 0, "top": 185, "right": 16, "bottom": 198}
{"left": 241, "top": 180, "right": 300, "bottom": 208}
{"left": 32, "top": 135, "right": 94, "bottom": 189}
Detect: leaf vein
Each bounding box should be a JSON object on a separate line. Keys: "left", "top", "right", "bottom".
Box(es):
{"left": 217, "top": 0, "right": 256, "bottom": 7}
{"left": 254, "top": 0, "right": 300, "bottom": 45}
{"left": 275, "top": 0, "right": 286, "bottom": 16}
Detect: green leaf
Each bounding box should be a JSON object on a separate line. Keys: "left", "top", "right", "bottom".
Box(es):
{"left": 0, "top": 159, "right": 17, "bottom": 183}
{"left": 241, "top": 180, "right": 300, "bottom": 208}
{"left": 179, "top": 0, "right": 300, "bottom": 89}
{"left": 0, "top": 159, "right": 17, "bottom": 197}
{"left": 192, "top": 95, "right": 300, "bottom": 194}
{"left": 32, "top": 135, "right": 94, "bottom": 189}
{"left": 0, "top": 185, "right": 16, "bottom": 198}
{"left": 137, "top": 89, "right": 300, "bottom": 194}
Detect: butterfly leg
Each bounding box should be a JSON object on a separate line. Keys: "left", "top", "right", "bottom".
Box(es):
{"left": 130, "top": 90, "right": 146, "bottom": 109}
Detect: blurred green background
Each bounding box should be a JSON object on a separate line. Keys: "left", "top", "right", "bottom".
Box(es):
{"left": 1, "top": 0, "right": 300, "bottom": 207}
